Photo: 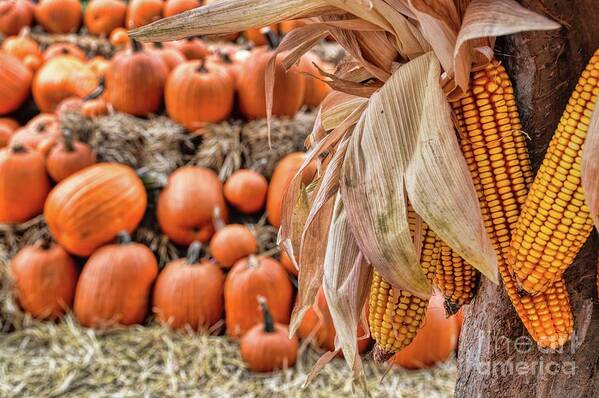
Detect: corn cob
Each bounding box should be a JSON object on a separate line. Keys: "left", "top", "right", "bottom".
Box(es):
{"left": 509, "top": 50, "right": 599, "bottom": 295}
{"left": 451, "top": 59, "right": 573, "bottom": 349}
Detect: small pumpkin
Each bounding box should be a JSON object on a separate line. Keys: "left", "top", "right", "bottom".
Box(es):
{"left": 105, "top": 40, "right": 168, "bottom": 116}
{"left": 153, "top": 241, "right": 225, "bottom": 331}
{"left": 0, "top": 0, "right": 34, "bottom": 36}
{"left": 1, "top": 33, "right": 42, "bottom": 62}
{"left": 43, "top": 43, "right": 86, "bottom": 62}
{"left": 279, "top": 20, "right": 305, "bottom": 36}
{"left": 266, "top": 152, "right": 317, "bottom": 228}
{"left": 126, "top": 0, "right": 163, "bottom": 29}
{"left": 157, "top": 166, "right": 228, "bottom": 245}
{"left": 299, "top": 52, "right": 331, "bottom": 107}
{"left": 87, "top": 56, "right": 111, "bottom": 77}
{"left": 165, "top": 59, "right": 235, "bottom": 130}
{"left": 33, "top": 55, "right": 97, "bottom": 113}
{"left": 109, "top": 27, "right": 129, "bottom": 47}
{"left": 225, "top": 255, "right": 293, "bottom": 338}
{"left": 10, "top": 113, "right": 60, "bottom": 149}
{"left": 0, "top": 53, "right": 32, "bottom": 115}
{"left": 209, "top": 221, "right": 258, "bottom": 269}
{"left": 46, "top": 130, "right": 96, "bottom": 182}
{"left": 163, "top": 0, "right": 199, "bottom": 17}
{"left": 298, "top": 287, "right": 371, "bottom": 354}
{"left": 0, "top": 145, "right": 51, "bottom": 223}
{"left": 34, "top": 0, "right": 82, "bottom": 34}
{"left": 391, "top": 293, "right": 460, "bottom": 369}
{"left": 223, "top": 169, "right": 268, "bottom": 214}
{"left": 150, "top": 42, "right": 186, "bottom": 72}
{"left": 23, "top": 54, "right": 42, "bottom": 71}
{"left": 84, "top": 0, "right": 127, "bottom": 37}
{"left": 240, "top": 297, "right": 298, "bottom": 372}
{"left": 206, "top": 51, "right": 241, "bottom": 83}
{"left": 168, "top": 37, "right": 210, "bottom": 61}
{"left": 74, "top": 231, "right": 158, "bottom": 328}
{"left": 243, "top": 24, "right": 279, "bottom": 46}
{"left": 10, "top": 239, "right": 77, "bottom": 319}
{"left": 44, "top": 163, "right": 147, "bottom": 256}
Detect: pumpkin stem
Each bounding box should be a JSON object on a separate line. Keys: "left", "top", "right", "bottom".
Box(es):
{"left": 84, "top": 76, "right": 105, "bottom": 101}
{"left": 61, "top": 47, "right": 70, "bottom": 55}
{"left": 216, "top": 50, "right": 233, "bottom": 64}
{"left": 131, "top": 39, "right": 142, "bottom": 53}
{"left": 212, "top": 207, "right": 226, "bottom": 231}
{"left": 257, "top": 296, "right": 275, "bottom": 333}
{"left": 36, "top": 238, "right": 52, "bottom": 250}
{"left": 116, "top": 231, "right": 132, "bottom": 244}
{"left": 10, "top": 144, "right": 27, "bottom": 154}
{"left": 186, "top": 241, "right": 203, "bottom": 264}
{"left": 62, "top": 129, "right": 75, "bottom": 152}
{"left": 153, "top": 42, "right": 163, "bottom": 49}
{"left": 196, "top": 58, "right": 208, "bottom": 73}
{"left": 262, "top": 27, "right": 279, "bottom": 50}
{"left": 247, "top": 254, "right": 259, "bottom": 269}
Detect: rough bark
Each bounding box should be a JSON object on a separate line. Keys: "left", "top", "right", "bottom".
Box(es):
{"left": 456, "top": 1, "right": 599, "bottom": 397}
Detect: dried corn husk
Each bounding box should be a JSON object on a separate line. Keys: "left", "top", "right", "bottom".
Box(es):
{"left": 582, "top": 107, "right": 599, "bottom": 231}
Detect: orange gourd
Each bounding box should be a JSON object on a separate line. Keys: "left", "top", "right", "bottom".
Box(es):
{"left": 74, "top": 231, "right": 158, "bottom": 328}
{"left": 0, "top": 0, "right": 34, "bottom": 36}
{"left": 391, "top": 293, "right": 460, "bottom": 369}
{"left": 298, "top": 287, "right": 371, "bottom": 354}
{"left": 84, "top": 0, "right": 127, "bottom": 36}
{"left": 126, "top": 0, "right": 163, "bottom": 29}
{"left": 33, "top": 55, "right": 97, "bottom": 113}
{"left": 1, "top": 33, "right": 42, "bottom": 62}
{"left": 240, "top": 297, "right": 298, "bottom": 372}
{"left": 0, "top": 145, "right": 51, "bottom": 223}
{"left": 165, "top": 59, "right": 234, "bottom": 130}
{"left": 46, "top": 130, "right": 96, "bottom": 182}
{"left": 209, "top": 223, "right": 258, "bottom": 269}
{"left": 34, "top": 0, "right": 82, "bottom": 34}
{"left": 157, "top": 166, "right": 228, "bottom": 245}
{"left": 266, "top": 152, "right": 317, "bottom": 228}
{"left": 43, "top": 43, "right": 86, "bottom": 62}
{"left": 299, "top": 52, "right": 331, "bottom": 107}
{"left": 23, "top": 54, "right": 42, "bottom": 71}
{"left": 223, "top": 169, "right": 268, "bottom": 214}
{"left": 0, "top": 53, "right": 32, "bottom": 115}
{"left": 10, "top": 239, "right": 77, "bottom": 319}
{"left": 225, "top": 255, "right": 292, "bottom": 338}
{"left": 150, "top": 42, "right": 186, "bottom": 71}
{"left": 163, "top": 0, "right": 199, "bottom": 17}
{"left": 105, "top": 40, "right": 167, "bottom": 116}
{"left": 10, "top": 113, "right": 60, "bottom": 149}
{"left": 109, "top": 27, "right": 129, "bottom": 47}
{"left": 153, "top": 242, "right": 225, "bottom": 331}
{"left": 44, "top": 163, "right": 147, "bottom": 256}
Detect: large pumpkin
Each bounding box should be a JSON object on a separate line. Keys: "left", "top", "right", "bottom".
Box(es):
{"left": 0, "top": 145, "right": 50, "bottom": 223}
{"left": 223, "top": 169, "right": 268, "bottom": 214}
{"left": 0, "top": 54, "right": 32, "bottom": 115}
{"left": 44, "top": 163, "right": 147, "bottom": 256}
{"left": 84, "top": 0, "right": 127, "bottom": 36}
{"left": 10, "top": 240, "right": 77, "bottom": 319}
{"left": 1, "top": 34, "right": 42, "bottom": 62}
{"left": 126, "top": 0, "right": 163, "bottom": 29}
{"left": 298, "top": 287, "right": 371, "bottom": 354}
{"left": 163, "top": 0, "right": 199, "bottom": 17}
{"left": 391, "top": 293, "right": 460, "bottom": 369}
{"left": 225, "top": 255, "right": 293, "bottom": 338}
{"left": 153, "top": 241, "right": 225, "bottom": 331}
{"left": 266, "top": 152, "right": 317, "bottom": 228}
{"left": 157, "top": 166, "right": 228, "bottom": 245}
{"left": 237, "top": 48, "right": 306, "bottom": 120}
{"left": 165, "top": 59, "right": 235, "bottom": 130}
{"left": 74, "top": 231, "right": 158, "bottom": 327}
{"left": 46, "top": 130, "right": 96, "bottom": 182}
{"left": 34, "top": 0, "right": 82, "bottom": 34}
{"left": 105, "top": 40, "right": 168, "bottom": 116}
{"left": 240, "top": 297, "right": 298, "bottom": 372}
{"left": 32, "top": 55, "right": 97, "bottom": 113}
{"left": 0, "top": 0, "right": 34, "bottom": 36}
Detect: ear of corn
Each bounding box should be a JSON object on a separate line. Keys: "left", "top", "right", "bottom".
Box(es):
{"left": 451, "top": 59, "right": 573, "bottom": 349}
{"left": 509, "top": 50, "right": 599, "bottom": 295}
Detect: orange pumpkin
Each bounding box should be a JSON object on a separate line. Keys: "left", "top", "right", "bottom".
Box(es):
{"left": 169, "top": 37, "right": 210, "bottom": 61}
{"left": 87, "top": 56, "right": 111, "bottom": 77}
{"left": 105, "top": 40, "right": 168, "bottom": 116}
{"left": 0, "top": 53, "right": 32, "bottom": 115}
{"left": 0, "top": 0, "right": 34, "bottom": 36}
{"left": 10, "top": 113, "right": 60, "bottom": 149}
{"left": 266, "top": 152, "right": 317, "bottom": 228}
{"left": 150, "top": 42, "right": 186, "bottom": 72}
{"left": 165, "top": 59, "right": 234, "bottom": 130}
{"left": 1, "top": 34, "right": 42, "bottom": 62}
{"left": 163, "top": 0, "right": 199, "bottom": 17}
{"left": 237, "top": 47, "right": 305, "bottom": 120}
{"left": 109, "top": 27, "right": 129, "bottom": 47}
{"left": 126, "top": 0, "right": 163, "bottom": 29}
{"left": 225, "top": 255, "right": 292, "bottom": 338}
{"left": 23, "top": 54, "right": 42, "bottom": 71}
{"left": 153, "top": 241, "right": 225, "bottom": 331}
{"left": 44, "top": 163, "right": 147, "bottom": 256}
{"left": 223, "top": 169, "right": 268, "bottom": 214}
{"left": 243, "top": 24, "right": 279, "bottom": 46}
{"left": 10, "top": 240, "right": 77, "bottom": 319}
{"left": 34, "top": 0, "right": 82, "bottom": 34}
{"left": 0, "top": 145, "right": 51, "bottom": 223}
{"left": 74, "top": 231, "right": 158, "bottom": 328}
{"left": 46, "top": 130, "right": 96, "bottom": 182}
{"left": 209, "top": 224, "right": 258, "bottom": 269}
{"left": 81, "top": 98, "right": 109, "bottom": 118}
{"left": 157, "top": 166, "right": 228, "bottom": 245}
{"left": 43, "top": 43, "right": 86, "bottom": 62}
{"left": 240, "top": 297, "right": 298, "bottom": 372}
{"left": 298, "top": 287, "right": 371, "bottom": 354}
{"left": 33, "top": 55, "right": 97, "bottom": 113}
{"left": 84, "top": 0, "right": 127, "bottom": 36}
{"left": 279, "top": 20, "right": 306, "bottom": 36}
{"left": 299, "top": 52, "right": 331, "bottom": 107}
{"left": 279, "top": 250, "right": 297, "bottom": 276}
{"left": 206, "top": 51, "right": 241, "bottom": 84}
{"left": 391, "top": 293, "right": 460, "bottom": 369}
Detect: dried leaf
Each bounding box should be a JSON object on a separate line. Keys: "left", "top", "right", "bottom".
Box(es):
{"left": 581, "top": 106, "right": 599, "bottom": 231}
{"left": 321, "top": 92, "right": 368, "bottom": 132}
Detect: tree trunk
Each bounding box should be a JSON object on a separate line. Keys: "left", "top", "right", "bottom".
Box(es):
{"left": 456, "top": 1, "right": 599, "bottom": 397}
